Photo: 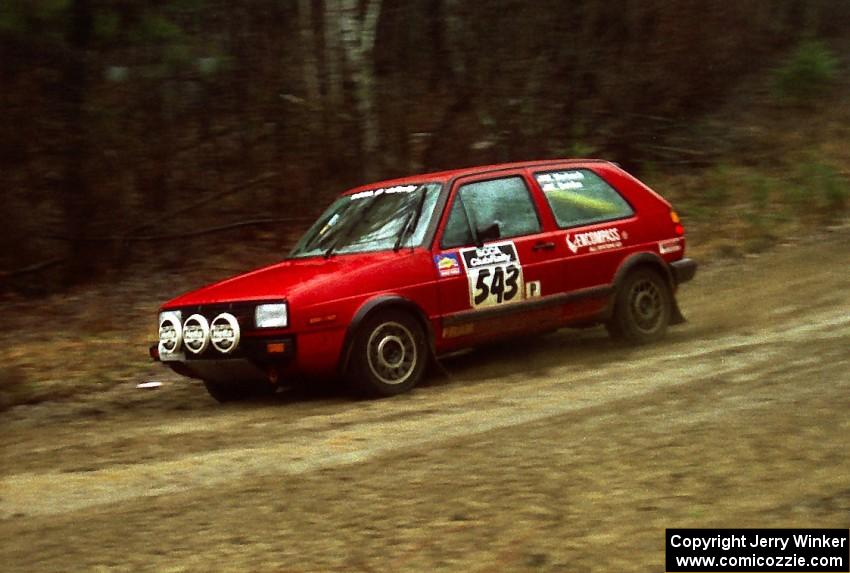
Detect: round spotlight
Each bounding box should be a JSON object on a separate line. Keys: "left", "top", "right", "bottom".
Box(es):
{"left": 158, "top": 312, "right": 183, "bottom": 355}
{"left": 210, "top": 313, "right": 241, "bottom": 354}
{"left": 183, "top": 314, "right": 210, "bottom": 354}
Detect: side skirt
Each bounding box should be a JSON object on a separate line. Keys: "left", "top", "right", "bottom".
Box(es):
{"left": 442, "top": 285, "right": 613, "bottom": 327}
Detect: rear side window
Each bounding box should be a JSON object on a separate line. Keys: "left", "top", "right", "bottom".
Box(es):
{"left": 442, "top": 176, "right": 541, "bottom": 248}
{"left": 535, "top": 169, "right": 633, "bottom": 229}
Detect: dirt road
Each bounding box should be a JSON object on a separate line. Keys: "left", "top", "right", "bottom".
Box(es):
{"left": 2, "top": 229, "right": 849, "bottom": 572}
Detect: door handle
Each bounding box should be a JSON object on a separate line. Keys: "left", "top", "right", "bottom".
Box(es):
{"left": 533, "top": 241, "right": 556, "bottom": 251}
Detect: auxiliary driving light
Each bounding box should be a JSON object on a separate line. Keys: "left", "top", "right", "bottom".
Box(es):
{"left": 158, "top": 311, "right": 183, "bottom": 355}
{"left": 210, "top": 312, "right": 241, "bottom": 354}
{"left": 183, "top": 314, "right": 211, "bottom": 354}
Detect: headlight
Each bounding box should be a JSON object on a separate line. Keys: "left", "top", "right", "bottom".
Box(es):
{"left": 158, "top": 311, "right": 183, "bottom": 354}
{"left": 255, "top": 302, "right": 288, "bottom": 328}
{"left": 210, "top": 313, "right": 240, "bottom": 354}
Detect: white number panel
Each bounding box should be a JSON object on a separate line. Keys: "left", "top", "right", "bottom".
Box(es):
{"left": 460, "top": 241, "right": 525, "bottom": 308}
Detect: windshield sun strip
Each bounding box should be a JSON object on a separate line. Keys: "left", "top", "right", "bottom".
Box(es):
{"left": 289, "top": 182, "right": 442, "bottom": 258}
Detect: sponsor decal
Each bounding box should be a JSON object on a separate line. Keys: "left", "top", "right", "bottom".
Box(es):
{"left": 434, "top": 253, "right": 462, "bottom": 277}
{"left": 566, "top": 227, "right": 622, "bottom": 254}
{"left": 525, "top": 281, "right": 541, "bottom": 299}
{"left": 461, "top": 243, "right": 514, "bottom": 268}
{"left": 443, "top": 324, "right": 474, "bottom": 339}
{"left": 460, "top": 241, "right": 525, "bottom": 308}
{"left": 659, "top": 238, "right": 682, "bottom": 254}
{"left": 536, "top": 170, "right": 586, "bottom": 192}
{"left": 350, "top": 185, "right": 418, "bottom": 200}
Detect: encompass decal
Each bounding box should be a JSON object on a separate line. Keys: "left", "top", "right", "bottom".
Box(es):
{"left": 566, "top": 227, "right": 623, "bottom": 254}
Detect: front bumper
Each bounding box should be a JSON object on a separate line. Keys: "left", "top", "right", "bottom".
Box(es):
{"left": 670, "top": 257, "right": 697, "bottom": 285}
{"left": 150, "top": 336, "right": 296, "bottom": 383}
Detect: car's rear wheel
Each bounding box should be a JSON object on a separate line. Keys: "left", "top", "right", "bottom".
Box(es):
{"left": 203, "top": 379, "right": 274, "bottom": 403}
{"left": 348, "top": 309, "right": 427, "bottom": 397}
{"left": 606, "top": 268, "right": 671, "bottom": 344}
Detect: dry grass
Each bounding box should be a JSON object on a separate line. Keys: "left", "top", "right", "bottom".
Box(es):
{"left": 0, "top": 242, "right": 292, "bottom": 412}
{"left": 645, "top": 70, "right": 850, "bottom": 260}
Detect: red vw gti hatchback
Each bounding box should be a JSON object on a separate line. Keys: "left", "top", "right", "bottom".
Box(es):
{"left": 152, "top": 160, "right": 696, "bottom": 401}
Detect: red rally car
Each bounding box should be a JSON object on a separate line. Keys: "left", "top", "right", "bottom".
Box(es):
{"left": 152, "top": 159, "right": 697, "bottom": 402}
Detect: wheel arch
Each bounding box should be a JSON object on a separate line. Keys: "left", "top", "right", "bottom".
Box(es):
{"left": 339, "top": 295, "right": 435, "bottom": 374}
{"left": 608, "top": 251, "right": 685, "bottom": 324}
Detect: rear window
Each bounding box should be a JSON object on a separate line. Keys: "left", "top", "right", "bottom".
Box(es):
{"left": 535, "top": 169, "right": 633, "bottom": 228}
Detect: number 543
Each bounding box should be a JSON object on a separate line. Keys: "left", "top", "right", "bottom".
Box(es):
{"left": 473, "top": 265, "right": 520, "bottom": 305}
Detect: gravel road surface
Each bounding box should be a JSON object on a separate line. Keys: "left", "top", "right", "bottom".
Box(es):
{"left": 2, "top": 230, "right": 848, "bottom": 572}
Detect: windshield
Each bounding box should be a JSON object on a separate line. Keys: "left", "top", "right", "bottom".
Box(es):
{"left": 289, "top": 183, "right": 442, "bottom": 258}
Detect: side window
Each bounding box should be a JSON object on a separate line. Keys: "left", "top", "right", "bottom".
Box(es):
{"left": 441, "top": 176, "right": 541, "bottom": 248}
{"left": 535, "top": 169, "right": 634, "bottom": 228}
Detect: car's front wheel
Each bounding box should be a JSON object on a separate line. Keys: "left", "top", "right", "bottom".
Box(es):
{"left": 347, "top": 309, "right": 427, "bottom": 397}
{"left": 606, "top": 268, "right": 671, "bottom": 344}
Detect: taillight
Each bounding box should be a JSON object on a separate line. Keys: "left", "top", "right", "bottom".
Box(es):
{"left": 671, "top": 210, "right": 684, "bottom": 236}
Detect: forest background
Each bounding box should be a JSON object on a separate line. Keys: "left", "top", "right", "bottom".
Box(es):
{"left": 1, "top": 0, "right": 849, "bottom": 293}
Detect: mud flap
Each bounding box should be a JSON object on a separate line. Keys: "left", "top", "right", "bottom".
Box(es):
{"left": 430, "top": 354, "right": 453, "bottom": 379}
{"left": 670, "top": 297, "right": 686, "bottom": 325}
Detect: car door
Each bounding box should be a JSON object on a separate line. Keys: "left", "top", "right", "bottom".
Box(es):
{"left": 432, "top": 172, "right": 563, "bottom": 347}
{"left": 531, "top": 166, "right": 639, "bottom": 320}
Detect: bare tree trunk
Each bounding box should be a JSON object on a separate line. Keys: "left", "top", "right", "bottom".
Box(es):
{"left": 421, "top": 0, "right": 474, "bottom": 169}
{"left": 331, "top": 0, "right": 383, "bottom": 179}
{"left": 298, "top": 0, "right": 322, "bottom": 104}
{"left": 442, "top": 0, "right": 467, "bottom": 86}
{"left": 323, "top": 0, "right": 343, "bottom": 110}
{"left": 319, "top": 0, "right": 344, "bottom": 176}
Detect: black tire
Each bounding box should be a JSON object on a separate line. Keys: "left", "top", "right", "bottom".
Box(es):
{"left": 606, "top": 268, "right": 671, "bottom": 344}
{"left": 347, "top": 309, "right": 428, "bottom": 397}
{"left": 202, "top": 380, "right": 274, "bottom": 403}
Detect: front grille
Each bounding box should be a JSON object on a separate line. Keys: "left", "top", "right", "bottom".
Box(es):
{"left": 176, "top": 302, "right": 256, "bottom": 329}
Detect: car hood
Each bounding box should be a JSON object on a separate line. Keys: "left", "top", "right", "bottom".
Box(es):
{"left": 162, "top": 251, "right": 419, "bottom": 308}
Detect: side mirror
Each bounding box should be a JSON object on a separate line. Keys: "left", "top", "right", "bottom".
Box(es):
{"left": 475, "top": 221, "right": 501, "bottom": 246}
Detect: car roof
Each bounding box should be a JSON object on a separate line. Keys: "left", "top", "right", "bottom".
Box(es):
{"left": 342, "top": 158, "right": 615, "bottom": 195}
